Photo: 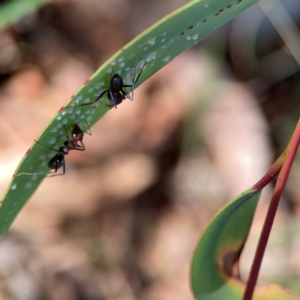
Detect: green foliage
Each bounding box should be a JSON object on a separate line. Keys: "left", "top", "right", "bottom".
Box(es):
{"left": 190, "top": 188, "right": 299, "bottom": 299}
{"left": 191, "top": 189, "right": 260, "bottom": 299}
{"left": 0, "top": 0, "right": 50, "bottom": 30}
{"left": 0, "top": 0, "right": 259, "bottom": 237}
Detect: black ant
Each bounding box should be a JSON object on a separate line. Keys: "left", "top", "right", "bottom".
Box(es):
{"left": 81, "top": 60, "right": 147, "bottom": 109}
{"left": 14, "top": 121, "right": 91, "bottom": 177}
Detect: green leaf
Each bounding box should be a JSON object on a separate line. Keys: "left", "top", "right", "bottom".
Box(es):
{"left": 0, "top": 0, "right": 50, "bottom": 30}
{"left": 190, "top": 188, "right": 299, "bottom": 299}
{"left": 0, "top": 0, "right": 259, "bottom": 237}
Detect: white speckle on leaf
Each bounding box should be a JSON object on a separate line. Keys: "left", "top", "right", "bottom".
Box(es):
{"left": 95, "top": 82, "right": 104, "bottom": 89}
{"left": 204, "top": 4, "right": 209, "bottom": 8}
{"left": 74, "top": 95, "right": 83, "bottom": 104}
{"left": 31, "top": 175, "right": 37, "bottom": 180}
{"left": 162, "top": 45, "right": 166, "bottom": 49}
{"left": 87, "top": 116, "right": 93, "bottom": 123}
{"left": 111, "top": 61, "right": 116, "bottom": 66}
{"left": 49, "top": 137, "right": 56, "bottom": 144}
{"left": 51, "top": 127, "right": 57, "bottom": 133}
{"left": 162, "top": 32, "right": 167, "bottom": 36}
{"left": 186, "top": 36, "right": 191, "bottom": 40}
{"left": 137, "top": 60, "right": 145, "bottom": 68}
{"left": 118, "top": 57, "right": 124, "bottom": 62}
{"left": 75, "top": 110, "right": 81, "bottom": 115}
{"left": 80, "top": 115, "right": 85, "bottom": 119}
{"left": 13, "top": 202, "right": 17, "bottom": 207}
{"left": 170, "top": 39, "right": 174, "bottom": 42}
{"left": 147, "top": 37, "right": 156, "bottom": 45}
{"left": 125, "top": 67, "right": 130, "bottom": 72}
{"left": 143, "top": 47, "right": 148, "bottom": 51}
{"left": 29, "top": 166, "right": 33, "bottom": 171}
{"left": 146, "top": 52, "right": 157, "bottom": 62}
{"left": 120, "top": 62, "right": 125, "bottom": 68}
{"left": 25, "top": 182, "right": 32, "bottom": 189}
{"left": 62, "top": 119, "right": 68, "bottom": 124}
{"left": 70, "top": 114, "right": 76, "bottom": 119}
{"left": 162, "top": 56, "right": 170, "bottom": 62}
{"left": 192, "top": 34, "right": 199, "bottom": 40}
{"left": 56, "top": 115, "right": 62, "bottom": 121}
{"left": 39, "top": 153, "right": 46, "bottom": 160}
{"left": 11, "top": 184, "right": 17, "bottom": 190}
{"left": 88, "top": 88, "right": 93, "bottom": 93}
{"left": 161, "top": 39, "right": 166, "bottom": 43}
{"left": 57, "top": 123, "right": 62, "bottom": 128}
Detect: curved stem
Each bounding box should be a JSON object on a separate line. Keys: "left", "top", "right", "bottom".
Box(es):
{"left": 243, "top": 118, "right": 300, "bottom": 300}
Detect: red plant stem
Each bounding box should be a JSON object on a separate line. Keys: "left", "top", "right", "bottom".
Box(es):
{"left": 243, "top": 118, "right": 300, "bottom": 300}
{"left": 253, "top": 154, "right": 284, "bottom": 191}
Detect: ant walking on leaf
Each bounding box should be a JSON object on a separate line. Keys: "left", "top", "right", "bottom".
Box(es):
{"left": 81, "top": 60, "right": 147, "bottom": 109}
{"left": 14, "top": 120, "right": 91, "bottom": 177}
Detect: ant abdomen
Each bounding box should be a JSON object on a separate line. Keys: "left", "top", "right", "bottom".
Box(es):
{"left": 48, "top": 153, "right": 64, "bottom": 170}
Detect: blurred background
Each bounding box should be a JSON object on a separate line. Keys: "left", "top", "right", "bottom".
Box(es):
{"left": 0, "top": 0, "right": 299, "bottom": 299}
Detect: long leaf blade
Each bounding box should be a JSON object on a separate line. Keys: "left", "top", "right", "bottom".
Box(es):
{"left": 0, "top": 0, "right": 258, "bottom": 237}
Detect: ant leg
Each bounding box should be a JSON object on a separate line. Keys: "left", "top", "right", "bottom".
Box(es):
{"left": 74, "top": 141, "right": 85, "bottom": 151}
{"left": 14, "top": 166, "right": 63, "bottom": 177}
{"left": 133, "top": 61, "right": 148, "bottom": 85}
{"left": 120, "top": 88, "right": 130, "bottom": 100}
{"left": 105, "top": 104, "right": 114, "bottom": 109}
{"left": 80, "top": 90, "right": 109, "bottom": 107}
{"left": 122, "top": 61, "right": 147, "bottom": 101}
{"left": 13, "top": 171, "right": 52, "bottom": 177}
{"left": 48, "top": 161, "right": 65, "bottom": 177}
{"left": 63, "top": 125, "right": 71, "bottom": 141}
{"left": 83, "top": 119, "right": 92, "bottom": 136}
{"left": 108, "top": 90, "right": 117, "bottom": 109}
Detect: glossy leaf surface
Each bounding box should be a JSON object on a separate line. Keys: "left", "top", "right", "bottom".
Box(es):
{"left": 0, "top": 0, "right": 258, "bottom": 237}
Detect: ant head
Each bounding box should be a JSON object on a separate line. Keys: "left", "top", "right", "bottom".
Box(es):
{"left": 110, "top": 74, "right": 123, "bottom": 91}
{"left": 72, "top": 124, "right": 84, "bottom": 141}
